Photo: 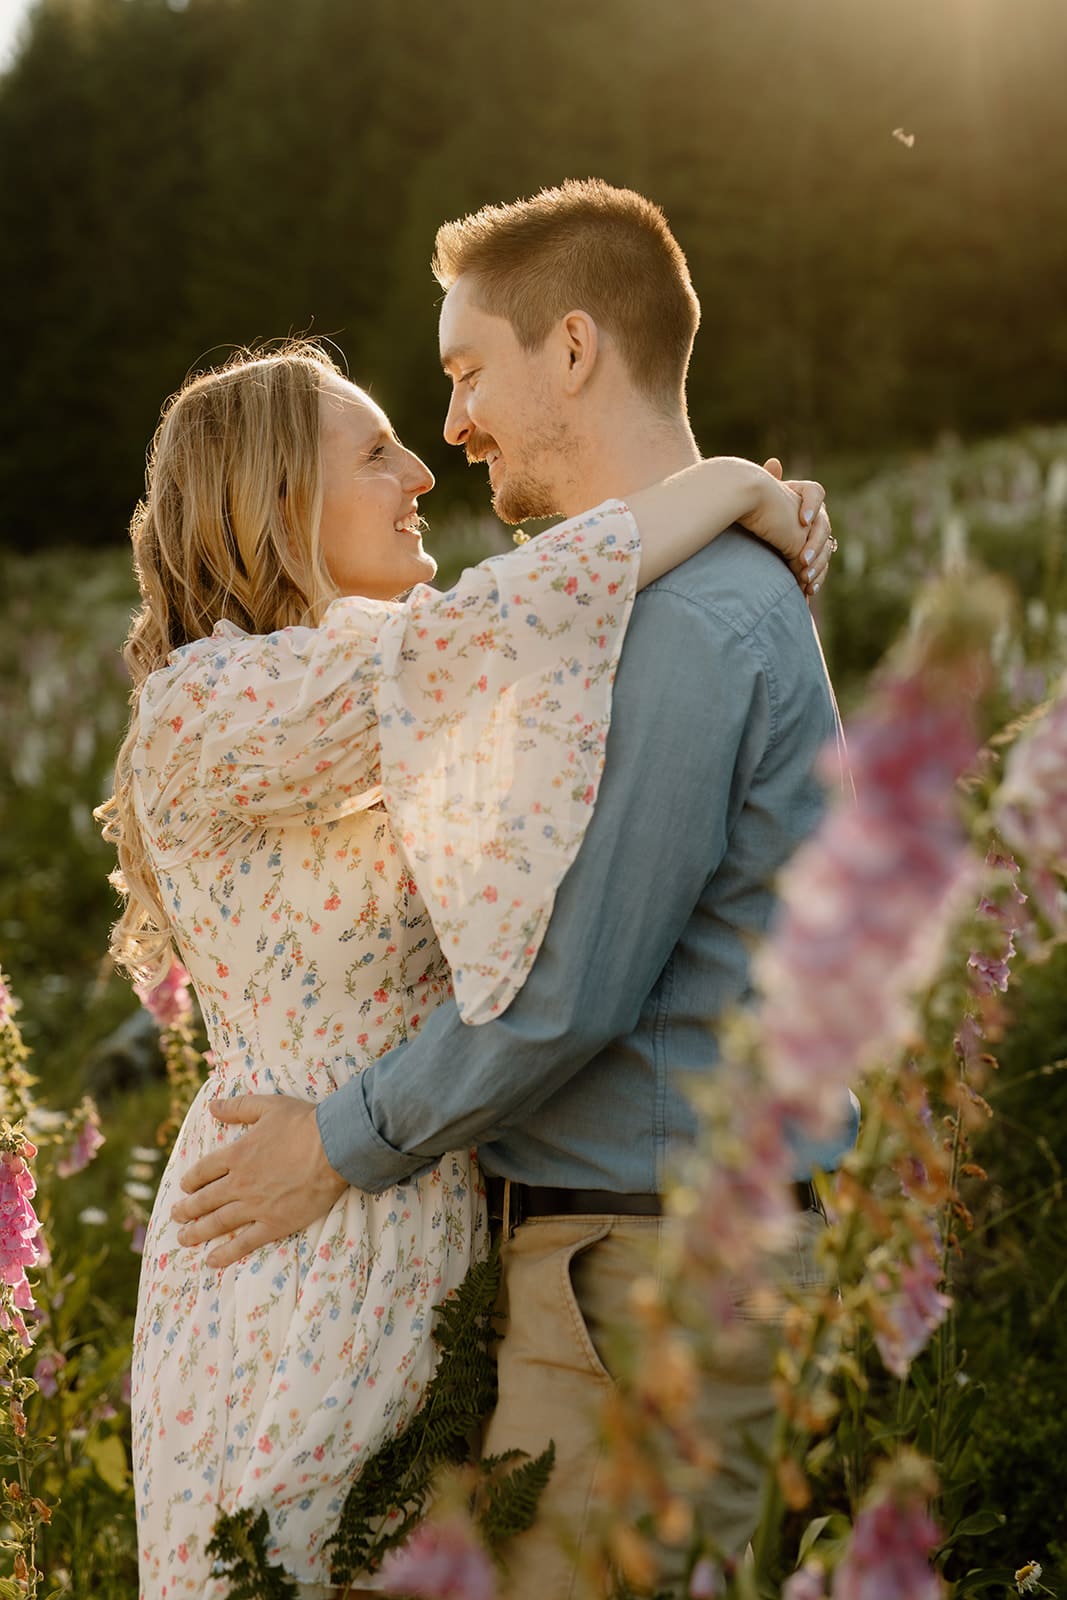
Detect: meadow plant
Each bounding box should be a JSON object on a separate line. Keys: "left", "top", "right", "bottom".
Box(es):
{"left": 574, "top": 574, "right": 1064, "bottom": 1600}
{"left": 0, "top": 968, "right": 136, "bottom": 1594}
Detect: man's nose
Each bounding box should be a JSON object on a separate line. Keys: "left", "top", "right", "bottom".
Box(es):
{"left": 443, "top": 389, "right": 470, "bottom": 447}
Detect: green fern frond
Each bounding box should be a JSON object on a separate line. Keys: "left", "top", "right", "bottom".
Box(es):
{"left": 206, "top": 1506, "right": 300, "bottom": 1600}
{"left": 476, "top": 1440, "right": 556, "bottom": 1552}
{"left": 326, "top": 1244, "right": 503, "bottom": 1582}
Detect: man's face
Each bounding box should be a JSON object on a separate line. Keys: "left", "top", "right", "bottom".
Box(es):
{"left": 438, "top": 274, "right": 575, "bottom": 524}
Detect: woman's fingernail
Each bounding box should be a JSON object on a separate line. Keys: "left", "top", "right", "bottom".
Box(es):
{"left": 803, "top": 547, "right": 815, "bottom": 563}
{"left": 803, "top": 509, "right": 815, "bottom": 525}
{"left": 812, "top": 580, "right": 821, "bottom": 593}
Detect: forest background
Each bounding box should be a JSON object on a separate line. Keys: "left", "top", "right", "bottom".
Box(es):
{"left": 2, "top": 0, "right": 1067, "bottom": 550}
{"left": 1, "top": 0, "right": 1067, "bottom": 1593}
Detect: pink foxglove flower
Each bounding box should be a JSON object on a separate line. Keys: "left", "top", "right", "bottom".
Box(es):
{"left": 967, "top": 853, "right": 1027, "bottom": 998}
{"left": 55, "top": 1098, "right": 105, "bottom": 1178}
{"left": 378, "top": 1516, "right": 496, "bottom": 1600}
{"left": 953, "top": 1012, "right": 993, "bottom": 1076}
{"left": 872, "top": 1234, "right": 951, "bottom": 1380}
{"left": 832, "top": 1492, "right": 943, "bottom": 1600}
{"left": 0, "top": 1131, "right": 42, "bottom": 1346}
{"left": 134, "top": 958, "right": 194, "bottom": 1030}
{"left": 756, "top": 670, "right": 981, "bottom": 1137}
{"left": 685, "top": 1102, "right": 799, "bottom": 1332}
{"left": 32, "top": 1350, "right": 67, "bottom": 1397}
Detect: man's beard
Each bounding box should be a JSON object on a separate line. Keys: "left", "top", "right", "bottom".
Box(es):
{"left": 467, "top": 422, "right": 571, "bottom": 525}
{"left": 492, "top": 469, "right": 559, "bottom": 525}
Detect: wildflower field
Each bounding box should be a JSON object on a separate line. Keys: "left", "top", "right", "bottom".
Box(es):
{"left": 1, "top": 429, "right": 1066, "bottom": 1598}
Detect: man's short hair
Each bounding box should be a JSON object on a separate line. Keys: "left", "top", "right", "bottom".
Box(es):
{"left": 432, "top": 179, "right": 700, "bottom": 412}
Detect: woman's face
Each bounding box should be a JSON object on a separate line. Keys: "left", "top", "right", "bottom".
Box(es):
{"left": 317, "top": 376, "right": 436, "bottom": 599}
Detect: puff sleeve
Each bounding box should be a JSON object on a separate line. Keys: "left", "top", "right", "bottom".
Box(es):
{"left": 134, "top": 499, "right": 641, "bottom": 1022}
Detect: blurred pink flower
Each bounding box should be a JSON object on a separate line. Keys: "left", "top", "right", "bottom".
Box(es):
{"left": 378, "top": 1516, "right": 496, "bottom": 1600}
{"left": 756, "top": 671, "right": 980, "bottom": 1136}
{"left": 832, "top": 1494, "right": 942, "bottom": 1600}
{"left": 685, "top": 1102, "right": 798, "bottom": 1332}
{"left": 0, "top": 1135, "right": 42, "bottom": 1346}
{"left": 55, "top": 1099, "right": 105, "bottom": 1178}
{"left": 0, "top": 974, "right": 14, "bottom": 1028}
{"left": 872, "top": 1236, "right": 951, "bottom": 1380}
{"left": 953, "top": 1013, "right": 993, "bottom": 1076}
{"left": 32, "top": 1349, "right": 67, "bottom": 1397}
{"left": 134, "top": 959, "right": 194, "bottom": 1030}
{"left": 784, "top": 1562, "right": 827, "bottom": 1600}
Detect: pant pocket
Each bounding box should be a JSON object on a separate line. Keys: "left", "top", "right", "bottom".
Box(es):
{"left": 554, "top": 1218, "right": 617, "bottom": 1385}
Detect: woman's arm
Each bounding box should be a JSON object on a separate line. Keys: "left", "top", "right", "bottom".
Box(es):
{"left": 628, "top": 455, "right": 832, "bottom": 593}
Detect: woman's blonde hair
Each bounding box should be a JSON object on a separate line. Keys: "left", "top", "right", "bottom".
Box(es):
{"left": 97, "top": 340, "right": 345, "bottom": 986}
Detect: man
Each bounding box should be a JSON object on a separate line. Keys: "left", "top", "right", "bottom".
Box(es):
{"left": 172, "top": 180, "right": 855, "bottom": 1595}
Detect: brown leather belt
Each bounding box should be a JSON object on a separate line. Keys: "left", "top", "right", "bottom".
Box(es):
{"left": 486, "top": 1176, "right": 822, "bottom": 1229}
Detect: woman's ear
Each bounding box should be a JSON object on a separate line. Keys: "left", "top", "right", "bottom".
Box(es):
{"left": 559, "top": 310, "right": 599, "bottom": 396}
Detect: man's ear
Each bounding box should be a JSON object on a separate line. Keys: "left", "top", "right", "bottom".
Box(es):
{"left": 559, "top": 310, "right": 599, "bottom": 395}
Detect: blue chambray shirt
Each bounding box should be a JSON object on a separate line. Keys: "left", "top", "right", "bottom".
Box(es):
{"left": 317, "top": 528, "right": 860, "bottom": 1193}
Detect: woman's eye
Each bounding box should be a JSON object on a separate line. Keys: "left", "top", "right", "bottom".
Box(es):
{"left": 368, "top": 443, "right": 386, "bottom": 461}
{"left": 461, "top": 370, "right": 479, "bottom": 389}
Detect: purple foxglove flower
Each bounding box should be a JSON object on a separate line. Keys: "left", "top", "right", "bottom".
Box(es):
{"left": 757, "top": 671, "right": 981, "bottom": 1136}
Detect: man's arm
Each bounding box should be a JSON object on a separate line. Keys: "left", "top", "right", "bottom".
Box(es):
{"left": 318, "top": 581, "right": 772, "bottom": 1179}
{"left": 174, "top": 572, "right": 796, "bottom": 1260}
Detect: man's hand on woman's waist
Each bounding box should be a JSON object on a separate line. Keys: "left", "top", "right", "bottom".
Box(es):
{"left": 170, "top": 1094, "right": 348, "bottom": 1268}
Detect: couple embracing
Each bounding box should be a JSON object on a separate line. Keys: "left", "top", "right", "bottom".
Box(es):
{"left": 101, "top": 179, "right": 855, "bottom": 1599}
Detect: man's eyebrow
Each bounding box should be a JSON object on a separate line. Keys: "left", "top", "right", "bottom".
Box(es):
{"left": 440, "top": 343, "right": 475, "bottom": 374}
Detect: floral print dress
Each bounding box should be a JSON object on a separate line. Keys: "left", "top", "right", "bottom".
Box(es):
{"left": 130, "top": 504, "right": 641, "bottom": 1597}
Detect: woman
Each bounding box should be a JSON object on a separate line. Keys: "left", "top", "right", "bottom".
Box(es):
{"left": 99, "top": 341, "right": 830, "bottom": 1598}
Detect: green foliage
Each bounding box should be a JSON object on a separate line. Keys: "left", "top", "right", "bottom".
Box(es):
{"left": 325, "top": 1245, "right": 502, "bottom": 1579}
{"left": 206, "top": 1507, "right": 299, "bottom": 1600}
{"left": 476, "top": 1442, "right": 556, "bottom": 1554}
{"left": 2, "top": 425, "right": 1066, "bottom": 1588}
{"left": 3, "top": 0, "right": 1067, "bottom": 552}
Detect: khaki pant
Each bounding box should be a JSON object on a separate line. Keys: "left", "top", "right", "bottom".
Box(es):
{"left": 484, "top": 1210, "right": 827, "bottom": 1600}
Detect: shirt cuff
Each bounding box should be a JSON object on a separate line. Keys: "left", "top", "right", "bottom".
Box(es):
{"left": 315, "top": 1073, "right": 430, "bottom": 1192}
